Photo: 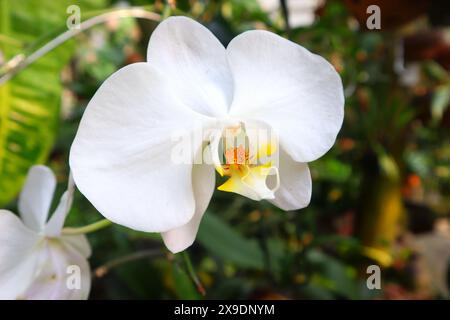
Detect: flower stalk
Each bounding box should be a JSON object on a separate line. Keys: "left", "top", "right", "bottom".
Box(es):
{"left": 182, "top": 251, "right": 206, "bottom": 296}
{"left": 94, "top": 249, "right": 163, "bottom": 278}
{"left": 62, "top": 218, "right": 112, "bottom": 235}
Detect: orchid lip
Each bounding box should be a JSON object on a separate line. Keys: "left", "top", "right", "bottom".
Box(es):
{"left": 210, "top": 122, "right": 280, "bottom": 200}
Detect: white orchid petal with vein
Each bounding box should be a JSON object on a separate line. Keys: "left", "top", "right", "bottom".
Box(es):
{"left": 0, "top": 165, "right": 91, "bottom": 300}
{"left": 70, "top": 16, "right": 344, "bottom": 253}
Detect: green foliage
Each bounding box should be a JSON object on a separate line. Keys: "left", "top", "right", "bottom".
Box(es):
{"left": 304, "top": 249, "right": 362, "bottom": 299}
{"left": 172, "top": 263, "right": 201, "bottom": 299}
{"left": 0, "top": 0, "right": 103, "bottom": 206}
{"left": 311, "top": 156, "right": 352, "bottom": 183}
{"left": 197, "top": 212, "right": 265, "bottom": 270}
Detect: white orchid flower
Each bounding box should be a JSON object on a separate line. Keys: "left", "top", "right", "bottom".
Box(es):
{"left": 0, "top": 165, "right": 91, "bottom": 300}
{"left": 70, "top": 16, "right": 344, "bottom": 253}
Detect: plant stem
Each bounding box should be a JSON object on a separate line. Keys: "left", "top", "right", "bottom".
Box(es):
{"left": 94, "top": 249, "right": 163, "bottom": 278}
{"left": 62, "top": 218, "right": 112, "bottom": 235}
{"left": 279, "top": 0, "right": 291, "bottom": 39}
{"left": 182, "top": 251, "right": 206, "bottom": 296}
{"left": 0, "top": 7, "right": 161, "bottom": 85}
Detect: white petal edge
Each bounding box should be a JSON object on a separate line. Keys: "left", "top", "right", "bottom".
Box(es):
{"left": 162, "top": 153, "right": 216, "bottom": 253}
{"left": 227, "top": 30, "right": 344, "bottom": 163}
{"left": 0, "top": 210, "right": 41, "bottom": 299}
{"left": 147, "top": 16, "right": 233, "bottom": 117}
{"left": 18, "top": 165, "right": 56, "bottom": 232}
{"left": 267, "top": 148, "right": 312, "bottom": 211}
{"left": 70, "top": 62, "right": 212, "bottom": 232}
{"left": 45, "top": 190, "right": 72, "bottom": 237}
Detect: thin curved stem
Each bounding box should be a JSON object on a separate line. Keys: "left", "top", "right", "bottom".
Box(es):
{"left": 94, "top": 249, "right": 163, "bottom": 278}
{"left": 0, "top": 7, "right": 161, "bottom": 85}
{"left": 62, "top": 218, "right": 112, "bottom": 235}
{"left": 182, "top": 251, "right": 206, "bottom": 296}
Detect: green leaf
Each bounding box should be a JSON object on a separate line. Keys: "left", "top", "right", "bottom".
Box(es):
{"left": 0, "top": 0, "right": 103, "bottom": 206}
{"left": 310, "top": 157, "right": 352, "bottom": 183}
{"left": 172, "top": 263, "right": 201, "bottom": 299}
{"left": 306, "top": 249, "right": 360, "bottom": 299}
{"left": 197, "top": 213, "right": 265, "bottom": 270}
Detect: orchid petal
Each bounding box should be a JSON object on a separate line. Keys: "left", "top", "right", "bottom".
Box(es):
{"left": 70, "top": 63, "right": 211, "bottom": 232}
{"left": 45, "top": 191, "right": 72, "bottom": 237}
{"left": 161, "top": 161, "right": 215, "bottom": 253}
{"left": 18, "top": 165, "right": 56, "bottom": 232}
{"left": 23, "top": 240, "right": 90, "bottom": 300}
{"left": 227, "top": 30, "right": 344, "bottom": 162}
{"left": 61, "top": 234, "right": 92, "bottom": 259}
{"left": 218, "top": 163, "right": 277, "bottom": 201}
{"left": 147, "top": 16, "right": 233, "bottom": 117}
{"left": 268, "top": 149, "right": 312, "bottom": 210}
{"left": 0, "top": 210, "right": 41, "bottom": 299}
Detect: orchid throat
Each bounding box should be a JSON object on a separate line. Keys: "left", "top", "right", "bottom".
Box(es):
{"left": 212, "top": 122, "right": 280, "bottom": 201}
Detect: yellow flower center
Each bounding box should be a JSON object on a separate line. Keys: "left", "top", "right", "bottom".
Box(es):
{"left": 212, "top": 123, "right": 279, "bottom": 201}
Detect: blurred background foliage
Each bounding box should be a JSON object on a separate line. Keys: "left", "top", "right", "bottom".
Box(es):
{"left": 0, "top": 0, "right": 449, "bottom": 299}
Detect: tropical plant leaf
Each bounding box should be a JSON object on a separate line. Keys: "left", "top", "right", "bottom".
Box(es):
{"left": 197, "top": 212, "right": 265, "bottom": 270}
{"left": 172, "top": 263, "right": 201, "bottom": 299}
{"left": 0, "top": 0, "right": 103, "bottom": 206}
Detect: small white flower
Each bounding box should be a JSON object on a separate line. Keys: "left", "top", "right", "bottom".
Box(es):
{"left": 0, "top": 165, "right": 91, "bottom": 300}
{"left": 70, "top": 16, "right": 344, "bottom": 253}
